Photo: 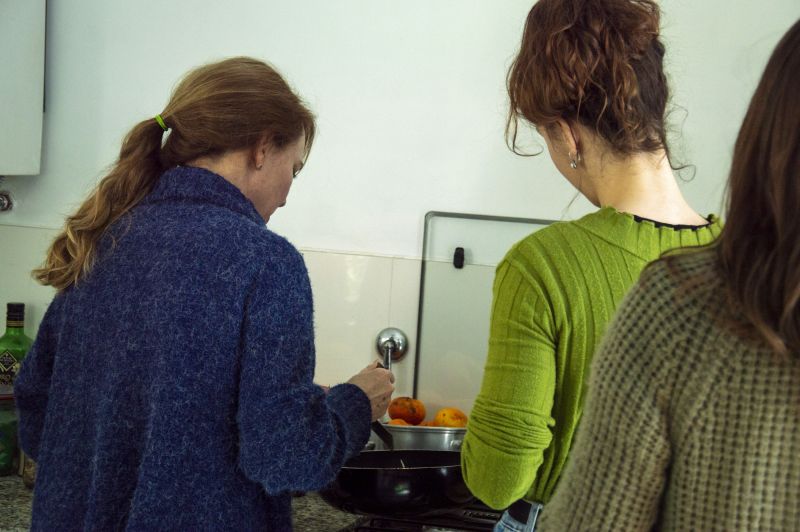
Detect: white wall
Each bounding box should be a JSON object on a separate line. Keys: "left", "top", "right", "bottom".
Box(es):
{"left": 1, "top": 1, "right": 799, "bottom": 391}
{"left": 4, "top": 1, "right": 797, "bottom": 256}
{"left": 0, "top": 225, "right": 57, "bottom": 333}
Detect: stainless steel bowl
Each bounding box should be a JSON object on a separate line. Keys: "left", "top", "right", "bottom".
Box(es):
{"left": 368, "top": 424, "right": 466, "bottom": 451}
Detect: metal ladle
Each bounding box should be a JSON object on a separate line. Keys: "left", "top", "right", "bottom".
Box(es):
{"left": 375, "top": 327, "right": 408, "bottom": 372}
{"left": 369, "top": 328, "right": 409, "bottom": 451}
{"left": 371, "top": 419, "right": 395, "bottom": 451}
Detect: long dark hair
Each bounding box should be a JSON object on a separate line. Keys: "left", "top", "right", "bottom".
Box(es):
{"left": 714, "top": 19, "right": 800, "bottom": 355}
{"left": 34, "top": 57, "right": 316, "bottom": 291}
{"left": 507, "top": 0, "right": 670, "bottom": 158}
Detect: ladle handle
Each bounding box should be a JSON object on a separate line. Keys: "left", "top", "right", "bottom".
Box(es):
{"left": 371, "top": 420, "right": 394, "bottom": 451}
{"left": 382, "top": 343, "right": 393, "bottom": 372}
{"left": 369, "top": 361, "right": 395, "bottom": 450}
{"left": 375, "top": 327, "right": 408, "bottom": 372}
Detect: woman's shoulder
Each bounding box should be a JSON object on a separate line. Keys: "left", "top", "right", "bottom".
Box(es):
{"left": 507, "top": 218, "right": 590, "bottom": 256}
{"left": 629, "top": 249, "right": 723, "bottom": 323}
{"left": 496, "top": 220, "right": 608, "bottom": 307}
{"left": 502, "top": 214, "right": 623, "bottom": 279}
{"left": 508, "top": 208, "right": 655, "bottom": 256}
{"left": 501, "top": 223, "right": 568, "bottom": 280}
{"left": 179, "top": 207, "right": 307, "bottom": 285}
{"left": 573, "top": 206, "right": 722, "bottom": 252}
{"left": 596, "top": 250, "right": 725, "bottom": 382}
{"left": 249, "top": 229, "right": 307, "bottom": 275}
{"left": 641, "top": 248, "right": 720, "bottom": 288}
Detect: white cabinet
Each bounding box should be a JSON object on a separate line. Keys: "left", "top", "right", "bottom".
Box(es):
{"left": 0, "top": 0, "right": 46, "bottom": 175}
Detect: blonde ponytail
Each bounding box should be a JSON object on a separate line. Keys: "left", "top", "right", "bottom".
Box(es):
{"left": 34, "top": 119, "right": 165, "bottom": 290}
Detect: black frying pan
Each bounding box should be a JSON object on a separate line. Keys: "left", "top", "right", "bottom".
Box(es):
{"left": 319, "top": 449, "right": 474, "bottom": 516}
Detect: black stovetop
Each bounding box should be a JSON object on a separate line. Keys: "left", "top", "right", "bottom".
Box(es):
{"left": 342, "top": 503, "right": 501, "bottom": 531}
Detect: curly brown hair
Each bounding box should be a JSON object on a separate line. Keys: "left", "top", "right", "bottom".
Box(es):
{"left": 507, "top": 0, "right": 669, "bottom": 157}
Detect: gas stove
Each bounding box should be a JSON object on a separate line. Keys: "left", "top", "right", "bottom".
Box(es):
{"left": 340, "top": 504, "right": 501, "bottom": 531}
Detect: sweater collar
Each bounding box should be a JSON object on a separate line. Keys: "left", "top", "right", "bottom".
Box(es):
{"left": 144, "top": 165, "right": 265, "bottom": 225}
{"left": 575, "top": 206, "right": 723, "bottom": 258}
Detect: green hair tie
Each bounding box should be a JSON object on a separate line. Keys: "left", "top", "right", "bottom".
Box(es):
{"left": 154, "top": 114, "right": 168, "bottom": 132}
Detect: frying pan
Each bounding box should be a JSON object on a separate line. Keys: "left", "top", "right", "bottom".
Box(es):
{"left": 319, "top": 449, "right": 474, "bottom": 516}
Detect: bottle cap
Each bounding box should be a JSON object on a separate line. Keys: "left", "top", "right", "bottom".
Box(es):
{"left": 6, "top": 303, "right": 25, "bottom": 323}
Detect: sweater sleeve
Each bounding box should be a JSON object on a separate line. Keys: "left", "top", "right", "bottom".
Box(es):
{"left": 236, "top": 244, "right": 371, "bottom": 494}
{"left": 538, "top": 270, "right": 674, "bottom": 531}
{"left": 14, "top": 295, "right": 61, "bottom": 461}
{"left": 461, "top": 258, "right": 557, "bottom": 509}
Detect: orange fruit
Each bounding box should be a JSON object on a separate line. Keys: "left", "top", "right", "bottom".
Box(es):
{"left": 418, "top": 420, "right": 436, "bottom": 427}
{"left": 433, "top": 407, "right": 468, "bottom": 428}
{"left": 388, "top": 397, "right": 427, "bottom": 425}
{"left": 387, "top": 418, "right": 410, "bottom": 426}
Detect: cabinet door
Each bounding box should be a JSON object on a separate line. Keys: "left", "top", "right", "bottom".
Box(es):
{"left": 0, "top": 0, "right": 46, "bottom": 175}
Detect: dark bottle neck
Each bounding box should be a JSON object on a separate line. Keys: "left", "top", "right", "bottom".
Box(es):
{"left": 3, "top": 322, "right": 25, "bottom": 336}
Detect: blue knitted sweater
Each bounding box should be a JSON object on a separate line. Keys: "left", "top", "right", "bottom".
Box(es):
{"left": 14, "top": 166, "right": 371, "bottom": 531}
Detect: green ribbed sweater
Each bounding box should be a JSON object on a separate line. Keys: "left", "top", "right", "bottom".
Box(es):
{"left": 461, "top": 207, "right": 722, "bottom": 509}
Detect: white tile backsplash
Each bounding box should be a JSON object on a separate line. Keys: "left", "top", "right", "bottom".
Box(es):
{"left": 301, "top": 249, "right": 419, "bottom": 397}
{"left": 387, "top": 257, "right": 422, "bottom": 397}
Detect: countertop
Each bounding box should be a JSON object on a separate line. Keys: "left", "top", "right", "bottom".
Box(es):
{"left": 0, "top": 475, "right": 361, "bottom": 531}
{"left": 0, "top": 475, "right": 31, "bottom": 532}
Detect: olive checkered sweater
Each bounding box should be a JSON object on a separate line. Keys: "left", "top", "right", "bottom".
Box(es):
{"left": 539, "top": 251, "right": 800, "bottom": 531}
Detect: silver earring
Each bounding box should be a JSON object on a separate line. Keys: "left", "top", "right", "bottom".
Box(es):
{"left": 569, "top": 151, "right": 580, "bottom": 169}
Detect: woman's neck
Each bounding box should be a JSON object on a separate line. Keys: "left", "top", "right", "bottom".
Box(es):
{"left": 589, "top": 150, "right": 708, "bottom": 226}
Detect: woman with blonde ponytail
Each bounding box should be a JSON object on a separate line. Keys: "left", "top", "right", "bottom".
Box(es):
{"left": 15, "top": 57, "right": 394, "bottom": 531}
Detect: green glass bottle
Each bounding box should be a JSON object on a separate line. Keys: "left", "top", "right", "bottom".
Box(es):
{"left": 0, "top": 303, "right": 32, "bottom": 476}
{"left": 0, "top": 303, "right": 33, "bottom": 398}
{"left": 0, "top": 397, "right": 17, "bottom": 475}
